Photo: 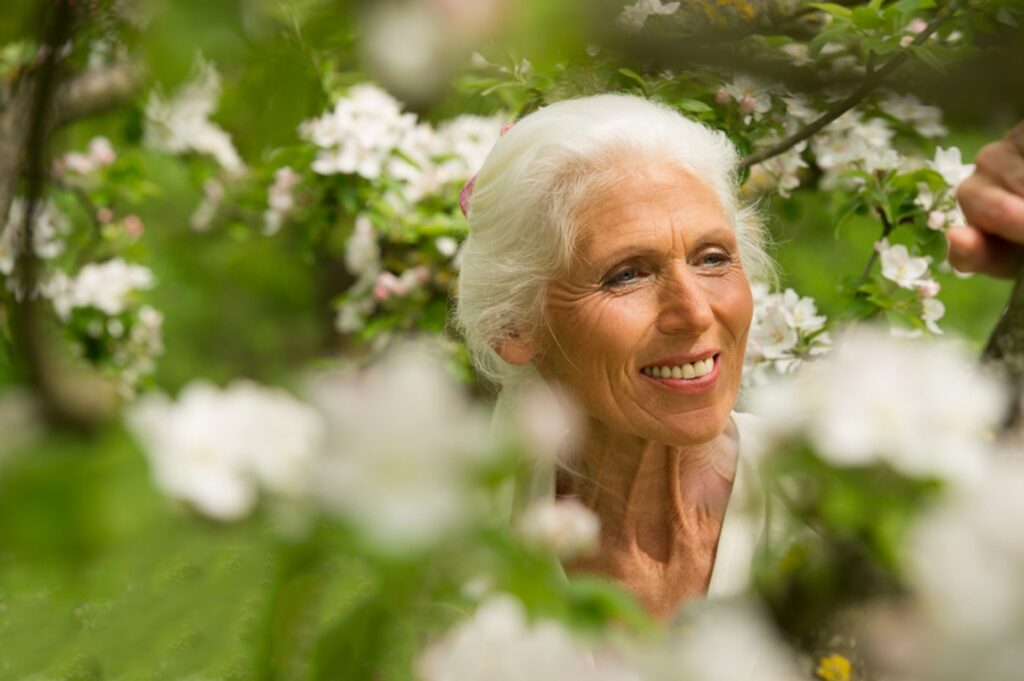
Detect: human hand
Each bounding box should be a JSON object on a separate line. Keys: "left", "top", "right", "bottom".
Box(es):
{"left": 948, "top": 122, "right": 1024, "bottom": 279}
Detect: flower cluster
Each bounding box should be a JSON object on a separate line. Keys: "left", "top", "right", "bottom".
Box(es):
{"left": 45, "top": 258, "right": 155, "bottom": 320}
{"left": 915, "top": 146, "right": 974, "bottom": 232}
{"left": 0, "top": 198, "right": 68, "bottom": 296}
{"left": 298, "top": 83, "right": 505, "bottom": 208}
{"left": 128, "top": 380, "right": 325, "bottom": 521}
{"left": 811, "top": 110, "right": 903, "bottom": 187}
{"left": 744, "top": 284, "right": 831, "bottom": 387}
{"left": 419, "top": 594, "right": 638, "bottom": 681}
{"left": 307, "top": 346, "right": 495, "bottom": 554}
{"left": 144, "top": 58, "right": 245, "bottom": 174}
{"left": 128, "top": 345, "right": 499, "bottom": 554}
{"left": 53, "top": 136, "right": 117, "bottom": 176}
{"left": 749, "top": 326, "right": 1006, "bottom": 484}
{"left": 875, "top": 238, "right": 945, "bottom": 335}
{"left": 262, "top": 166, "right": 300, "bottom": 236}
{"left": 289, "top": 84, "right": 505, "bottom": 336}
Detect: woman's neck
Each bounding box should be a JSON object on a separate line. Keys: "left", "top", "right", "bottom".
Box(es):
{"left": 558, "top": 418, "right": 740, "bottom": 618}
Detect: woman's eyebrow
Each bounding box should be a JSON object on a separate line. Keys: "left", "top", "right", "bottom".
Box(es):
{"left": 586, "top": 226, "right": 737, "bottom": 268}
{"left": 585, "top": 246, "right": 661, "bottom": 271}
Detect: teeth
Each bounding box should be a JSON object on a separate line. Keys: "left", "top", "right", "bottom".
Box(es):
{"left": 642, "top": 357, "right": 715, "bottom": 380}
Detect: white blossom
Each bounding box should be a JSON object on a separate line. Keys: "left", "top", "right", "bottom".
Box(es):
{"left": 306, "top": 346, "right": 495, "bottom": 553}
{"left": 922, "top": 297, "right": 945, "bottom": 334}
{"left": 745, "top": 284, "right": 831, "bottom": 386}
{"left": 906, "top": 458, "right": 1024, "bottom": 681}
{"left": 618, "top": 0, "right": 680, "bottom": 31}
{"left": 749, "top": 142, "right": 808, "bottom": 197}
{"left": 56, "top": 136, "right": 118, "bottom": 175}
{"left": 811, "top": 111, "right": 901, "bottom": 187}
{"left": 335, "top": 298, "right": 374, "bottom": 334}
{"left": 641, "top": 602, "right": 802, "bottom": 681}
{"left": 44, "top": 258, "right": 154, "bottom": 320}
{"left": 419, "top": 595, "right": 639, "bottom": 681}
{"left": 879, "top": 92, "right": 948, "bottom": 138}
{"left": 114, "top": 304, "right": 165, "bottom": 398}
{"left": 299, "top": 83, "right": 416, "bottom": 180}
{"left": 435, "top": 236, "right": 459, "bottom": 258}
{"left": 128, "top": 380, "right": 325, "bottom": 520}
{"left": 190, "top": 178, "right": 224, "bottom": 232}
{"left": 722, "top": 75, "right": 774, "bottom": 124}
{"left": 263, "top": 166, "right": 300, "bottom": 236}
{"left": 749, "top": 326, "right": 1006, "bottom": 484}
{"left": 0, "top": 198, "right": 68, "bottom": 277}
{"left": 877, "top": 239, "right": 931, "bottom": 289}
{"left": 518, "top": 498, "right": 600, "bottom": 559}
{"left": 144, "top": 58, "right": 244, "bottom": 173}
{"left": 929, "top": 146, "right": 975, "bottom": 189}
{"left": 344, "top": 214, "right": 381, "bottom": 280}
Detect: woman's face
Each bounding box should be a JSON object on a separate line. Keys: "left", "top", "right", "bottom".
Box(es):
{"left": 537, "top": 161, "right": 753, "bottom": 446}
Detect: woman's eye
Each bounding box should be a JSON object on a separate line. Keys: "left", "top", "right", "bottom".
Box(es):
{"left": 699, "top": 251, "right": 732, "bottom": 267}
{"left": 604, "top": 267, "right": 646, "bottom": 287}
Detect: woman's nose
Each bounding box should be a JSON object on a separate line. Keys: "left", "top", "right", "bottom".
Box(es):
{"left": 655, "top": 265, "right": 714, "bottom": 335}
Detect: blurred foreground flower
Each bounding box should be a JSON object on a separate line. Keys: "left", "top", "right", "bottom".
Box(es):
{"left": 418, "top": 594, "right": 639, "bottom": 681}
{"left": 907, "top": 458, "right": 1024, "bottom": 681}
{"left": 641, "top": 601, "right": 802, "bottom": 681}
{"left": 128, "top": 381, "right": 324, "bottom": 521}
{"left": 750, "top": 327, "right": 1006, "bottom": 483}
{"left": 307, "top": 346, "right": 495, "bottom": 554}
{"left": 517, "top": 498, "right": 599, "bottom": 560}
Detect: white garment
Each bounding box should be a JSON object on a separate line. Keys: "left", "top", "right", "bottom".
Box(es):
{"left": 507, "top": 409, "right": 772, "bottom": 599}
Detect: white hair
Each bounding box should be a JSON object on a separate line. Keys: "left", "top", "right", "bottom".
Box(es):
{"left": 454, "top": 93, "right": 773, "bottom": 389}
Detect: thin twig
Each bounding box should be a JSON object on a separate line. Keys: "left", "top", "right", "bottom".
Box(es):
{"left": 739, "top": 0, "right": 965, "bottom": 172}
{"left": 861, "top": 209, "right": 896, "bottom": 278}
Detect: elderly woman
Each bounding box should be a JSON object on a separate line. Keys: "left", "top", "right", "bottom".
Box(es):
{"left": 454, "top": 94, "right": 1024, "bottom": 619}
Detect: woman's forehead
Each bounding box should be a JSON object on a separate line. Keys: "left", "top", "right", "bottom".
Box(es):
{"left": 573, "top": 162, "right": 730, "bottom": 256}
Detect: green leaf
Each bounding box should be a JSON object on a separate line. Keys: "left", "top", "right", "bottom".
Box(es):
{"left": 809, "top": 2, "right": 854, "bottom": 19}
{"left": 676, "top": 98, "right": 713, "bottom": 113}
{"left": 910, "top": 44, "right": 947, "bottom": 73}
{"left": 617, "top": 67, "right": 647, "bottom": 90}
{"left": 852, "top": 6, "right": 886, "bottom": 29}
{"left": 311, "top": 591, "right": 392, "bottom": 681}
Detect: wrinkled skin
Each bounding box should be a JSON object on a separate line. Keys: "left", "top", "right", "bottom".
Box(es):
{"left": 510, "top": 160, "right": 754, "bottom": 619}
{"left": 950, "top": 121, "right": 1024, "bottom": 277}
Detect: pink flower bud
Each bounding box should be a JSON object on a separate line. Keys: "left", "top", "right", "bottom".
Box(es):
{"left": 907, "top": 18, "right": 928, "bottom": 33}
{"left": 739, "top": 95, "right": 758, "bottom": 114}
{"left": 88, "top": 136, "right": 116, "bottom": 166}
{"left": 373, "top": 271, "right": 399, "bottom": 301}
{"left": 96, "top": 207, "right": 114, "bottom": 224}
{"left": 715, "top": 88, "right": 731, "bottom": 105}
{"left": 917, "top": 279, "right": 941, "bottom": 299}
{"left": 123, "top": 214, "right": 144, "bottom": 237}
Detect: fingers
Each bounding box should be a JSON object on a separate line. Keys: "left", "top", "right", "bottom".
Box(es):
{"left": 947, "top": 224, "right": 1024, "bottom": 279}
{"left": 974, "top": 137, "right": 1024, "bottom": 197}
{"left": 957, "top": 174, "right": 1024, "bottom": 245}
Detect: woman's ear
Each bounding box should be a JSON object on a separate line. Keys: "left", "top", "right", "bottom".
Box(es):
{"left": 493, "top": 331, "right": 540, "bottom": 366}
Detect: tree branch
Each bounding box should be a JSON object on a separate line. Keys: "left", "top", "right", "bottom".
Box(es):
{"left": 2, "top": 3, "right": 122, "bottom": 431}
{"left": 51, "top": 60, "right": 145, "bottom": 128}
{"left": 739, "top": 0, "right": 965, "bottom": 172}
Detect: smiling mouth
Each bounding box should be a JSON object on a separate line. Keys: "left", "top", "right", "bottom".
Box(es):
{"left": 640, "top": 353, "right": 719, "bottom": 380}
